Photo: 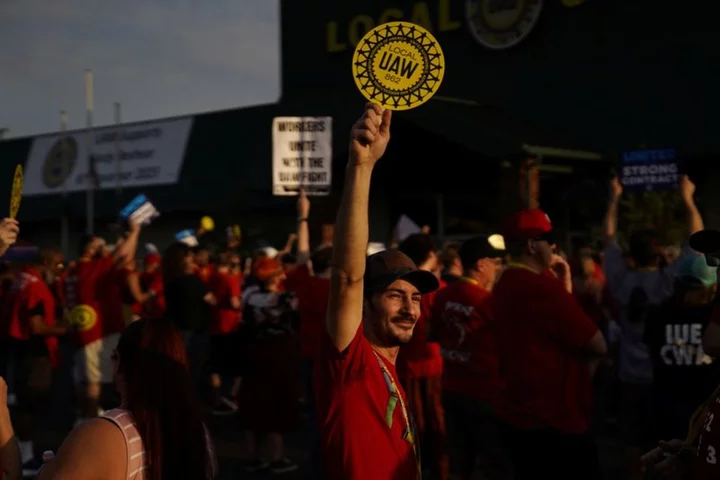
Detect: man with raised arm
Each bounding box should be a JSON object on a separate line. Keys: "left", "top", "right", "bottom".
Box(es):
{"left": 314, "top": 103, "right": 439, "bottom": 480}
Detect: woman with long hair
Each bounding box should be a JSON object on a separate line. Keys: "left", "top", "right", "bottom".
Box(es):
{"left": 0, "top": 317, "right": 218, "bottom": 479}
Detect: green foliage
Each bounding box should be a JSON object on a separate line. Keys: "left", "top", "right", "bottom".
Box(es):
{"left": 619, "top": 190, "right": 685, "bottom": 245}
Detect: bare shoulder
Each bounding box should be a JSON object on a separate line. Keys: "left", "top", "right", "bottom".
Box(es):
{"left": 37, "top": 418, "right": 126, "bottom": 480}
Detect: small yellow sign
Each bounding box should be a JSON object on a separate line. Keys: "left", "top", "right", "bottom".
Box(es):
{"left": 9, "top": 165, "right": 23, "bottom": 219}
{"left": 69, "top": 305, "right": 98, "bottom": 332}
{"left": 200, "top": 216, "right": 215, "bottom": 232}
{"left": 352, "top": 21, "right": 445, "bottom": 111}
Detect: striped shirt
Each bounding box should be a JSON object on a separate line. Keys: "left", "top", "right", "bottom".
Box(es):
{"left": 102, "top": 408, "right": 218, "bottom": 479}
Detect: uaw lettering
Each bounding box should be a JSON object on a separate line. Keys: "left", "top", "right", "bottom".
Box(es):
{"left": 378, "top": 46, "right": 421, "bottom": 84}
{"left": 22, "top": 117, "right": 193, "bottom": 196}
{"left": 660, "top": 323, "right": 713, "bottom": 366}
{"left": 272, "top": 116, "right": 332, "bottom": 196}
{"left": 326, "top": 0, "right": 460, "bottom": 53}
{"left": 620, "top": 148, "right": 679, "bottom": 192}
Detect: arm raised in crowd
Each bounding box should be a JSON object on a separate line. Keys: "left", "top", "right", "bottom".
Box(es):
{"left": 112, "top": 220, "right": 141, "bottom": 266}
{"left": 681, "top": 175, "right": 703, "bottom": 238}
{"left": 0, "top": 219, "right": 19, "bottom": 258}
{"left": 326, "top": 103, "right": 391, "bottom": 351}
{"left": 296, "top": 189, "right": 311, "bottom": 267}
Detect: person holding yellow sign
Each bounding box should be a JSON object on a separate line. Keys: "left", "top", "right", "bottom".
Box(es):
{"left": 315, "top": 103, "right": 440, "bottom": 479}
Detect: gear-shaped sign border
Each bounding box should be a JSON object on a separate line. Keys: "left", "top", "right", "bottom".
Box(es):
{"left": 352, "top": 21, "right": 445, "bottom": 111}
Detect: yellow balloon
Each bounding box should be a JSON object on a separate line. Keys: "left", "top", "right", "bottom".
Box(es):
{"left": 200, "top": 216, "right": 215, "bottom": 232}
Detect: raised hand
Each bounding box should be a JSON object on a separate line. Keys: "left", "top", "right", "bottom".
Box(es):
{"left": 297, "top": 188, "right": 310, "bottom": 219}
{"left": 0, "top": 218, "right": 19, "bottom": 257}
{"left": 679, "top": 174, "right": 696, "bottom": 204}
{"left": 349, "top": 102, "right": 392, "bottom": 166}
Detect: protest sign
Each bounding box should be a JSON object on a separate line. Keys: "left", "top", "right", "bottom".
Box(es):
{"left": 272, "top": 117, "right": 332, "bottom": 196}
{"left": 619, "top": 148, "right": 679, "bottom": 192}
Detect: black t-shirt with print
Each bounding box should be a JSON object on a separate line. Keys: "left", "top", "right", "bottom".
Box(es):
{"left": 645, "top": 299, "right": 720, "bottom": 437}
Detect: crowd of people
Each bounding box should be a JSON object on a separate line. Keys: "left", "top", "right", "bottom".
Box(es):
{"left": 0, "top": 103, "right": 718, "bottom": 479}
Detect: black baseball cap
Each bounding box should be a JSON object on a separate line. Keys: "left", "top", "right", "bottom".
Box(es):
{"left": 459, "top": 236, "right": 506, "bottom": 269}
{"left": 364, "top": 249, "right": 439, "bottom": 295}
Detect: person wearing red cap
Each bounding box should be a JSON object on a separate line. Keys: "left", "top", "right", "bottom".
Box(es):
{"left": 314, "top": 104, "right": 439, "bottom": 480}
{"left": 492, "top": 208, "right": 607, "bottom": 480}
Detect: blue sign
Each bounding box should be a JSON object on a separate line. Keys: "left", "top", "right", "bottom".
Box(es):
{"left": 620, "top": 149, "right": 679, "bottom": 192}
{"left": 119, "top": 194, "right": 159, "bottom": 226}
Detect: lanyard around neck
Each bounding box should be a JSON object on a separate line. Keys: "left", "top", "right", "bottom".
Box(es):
{"left": 506, "top": 262, "right": 539, "bottom": 274}
{"left": 371, "top": 350, "right": 421, "bottom": 478}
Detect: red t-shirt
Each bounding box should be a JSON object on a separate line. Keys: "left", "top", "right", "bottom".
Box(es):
{"left": 397, "top": 279, "right": 445, "bottom": 379}
{"left": 208, "top": 271, "right": 241, "bottom": 334}
{"left": 492, "top": 267, "right": 598, "bottom": 434}
{"left": 314, "top": 325, "right": 419, "bottom": 479}
{"left": 140, "top": 270, "right": 165, "bottom": 318}
{"left": 431, "top": 278, "right": 498, "bottom": 401}
{"left": 65, "top": 256, "right": 125, "bottom": 346}
{"left": 1, "top": 266, "right": 60, "bottom": 367}
{"left": 285, "top": 264, "right": 330, "bottom": 359}
{"left": 196, "top": 264, "right": 215, "bottom": 285}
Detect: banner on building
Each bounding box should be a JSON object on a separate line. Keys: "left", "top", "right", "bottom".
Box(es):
{"left": 23, "top": 117, "right": 193, "bottom": 196}
{"left": 272, "top": 116, "right": 332, "bottom": 196}
{"left": 619, "top": 148, "right": 679, "bottom": 192}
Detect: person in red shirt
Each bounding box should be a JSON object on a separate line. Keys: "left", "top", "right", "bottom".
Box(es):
{"left": 1, "top": 250, "right": 70, "bottom": 474}
{"left": 65, "top": 221, "right": 141, "bottom": 423}
{"left": 208, "top": 252, "right": 242, "bottom": 415}
{"left": 396, "top": 233, "right": 448, "bottom": 480}
{"left": 139, "top": 251, "right": 165, "bottom": 318}
{"left": 493, "top": 208, "right": 607, "bottom": 480}
{"left": 431, "top": 236, "right": 506, "bottom": 480}
{"left": 194, "top": 244, "right": 215, "bottom": 285}
{"left": 284, "top": 189, "right": 332, "bottom": 479}
{"left": 315, "top": 104, "right": 439, "bottom": 479}
{"left": 116, "top": 259, "right": 155, "bottom": 324}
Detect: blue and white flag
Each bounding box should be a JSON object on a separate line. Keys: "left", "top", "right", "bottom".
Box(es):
{"left": 119, "top": 194, "right": 159, "bottom": 226}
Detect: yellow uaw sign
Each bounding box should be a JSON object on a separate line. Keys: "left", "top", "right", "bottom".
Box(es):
{"left": 9, "top": 165, "right": 23, "bottom": 219}
{"left": 352, "top": 21, "right": 445, "bottom": 111}
{"left": 69, "top": 305, "right": 98, "bottom": 332}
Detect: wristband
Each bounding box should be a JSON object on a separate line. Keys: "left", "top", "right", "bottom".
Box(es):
{"left": 297, "top": 217, "right": 308, "bottom": 223}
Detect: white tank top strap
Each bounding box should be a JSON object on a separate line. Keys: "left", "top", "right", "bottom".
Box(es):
{"left": 101, "top": 408, "right": 148, "bottom": 480}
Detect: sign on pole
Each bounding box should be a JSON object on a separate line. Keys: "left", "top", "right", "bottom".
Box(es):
{"left": 619, "top": 148, "right": 679, "bottom": 192}
{"left": 272, "top": 117, "right": 332, "bottom": 196}
{"left": 23, "top": 117, "right": 193, "bottom": 196}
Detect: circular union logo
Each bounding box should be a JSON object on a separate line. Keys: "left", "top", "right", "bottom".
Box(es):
{"left": 69, "top": 305, "right": 98, "bottom": 332}
{"left": 352, "top": 21, "right": 445, "bottom": 111}
{"left": 43, "top": 136, "right": 78, "bottom": 188}
{"left": 466, "top": 0, "right": 543, "bottom": 50}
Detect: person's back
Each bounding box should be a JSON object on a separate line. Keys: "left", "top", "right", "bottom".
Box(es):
{"left": 645, "top": 257, "right": 719, "bottom": 441}
{"left": 493, "top": 267, "right": 596, "bottom": 433}
{"left": 29, "top": 318, "right": 217, "bottom": 480}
